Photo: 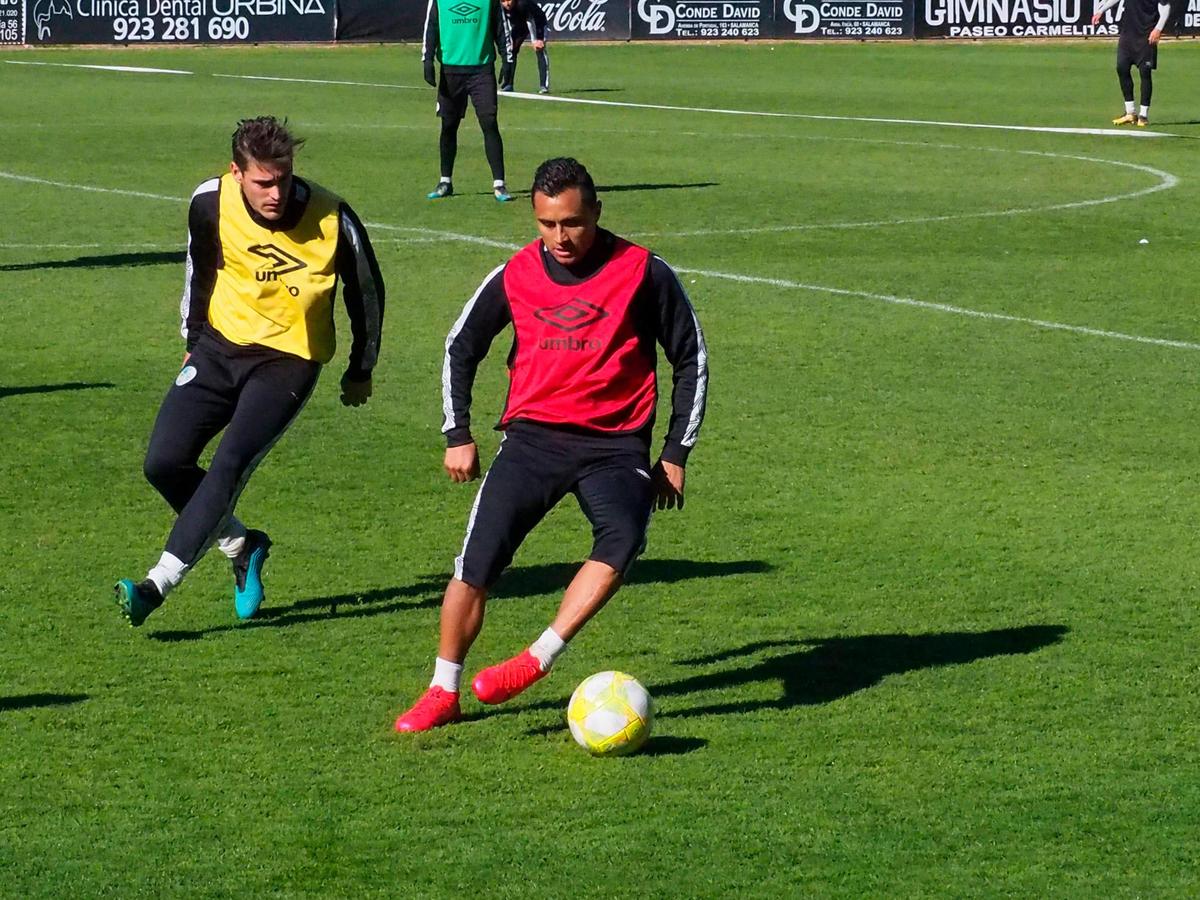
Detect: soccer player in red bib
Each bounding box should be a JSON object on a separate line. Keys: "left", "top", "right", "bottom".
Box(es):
{"left": 395, "top": 157, "right": 709, "bottom": 732}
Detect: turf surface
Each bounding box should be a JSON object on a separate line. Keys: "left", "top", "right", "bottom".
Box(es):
{"left": 2, "top": 39, "right": 1199, "bottom": 896}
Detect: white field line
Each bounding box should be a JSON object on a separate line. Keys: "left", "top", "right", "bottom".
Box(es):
{"left": 0, "top": 238, "right": 435, "bottom": 251}
{"left": 366, "top": 223, "right": 522, "bottom": 251}
{"left": 4, "top": 60, "right": 191, "bottom": 75}
{"left": 367, "top": 222, "right": 1200, "bottom": 352}
{"left": 3, "top": 58, "right": 1175, "bottom": 138}
{"left": 673, "top": 266, "right": 1200, "bottom": 352}
{"left": 635, "top": 151, "right": 1180, "bottom": 238}
{"left": 211, "top": 73, "right": 426, "bottom": 90}
{"left": 504, "top": 90, "right": 1176, "bottom": 139}
{"left": 0, "top": 170, "right": 183, "bottom": 203}
{"left": 0, "top": 160, "right": 1193, "bottom": 354}
{"left": 0, "top": 241, "right": 174, "bottom": 250}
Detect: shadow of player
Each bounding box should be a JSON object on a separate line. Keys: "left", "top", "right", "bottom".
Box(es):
{"left": 657, "top": 624, "right": 1069, "bottom": 718}
{"left": 485, "top": 624, "right": 1068, "bottom": 736}
{"left": 0, "top": 692, "right": 89, "bottom": 712}
{"left": 0, "top": 382, "right": 114, "bottom": 400}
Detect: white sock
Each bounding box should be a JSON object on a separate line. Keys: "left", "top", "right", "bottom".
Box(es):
{"left": 1125, "top": 100, "right": 1136, "bottom": 114}
{"left": 440, "top": 176, "right": 452, "bottom": 185}
{"left": 216, "top": 518, "right": 248, "bottom": 559}
{"left": 146, "top": 551, "right": 188, "bottom": 598}
{"left": 1139, "top": 105, "right": 1149, "bottom": 118}
{"left": 430, "top": 657, "right": 463, "bottom": 693}
{"left": 493, "top": 179, "right": 506, "bottom": 190}
{"left": 529, "top": 626, "right": 567, "bottom": 671}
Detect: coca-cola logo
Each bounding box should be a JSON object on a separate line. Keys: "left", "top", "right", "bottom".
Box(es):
{"left": 539, "top": 0, "right": 609, "bottom": 32}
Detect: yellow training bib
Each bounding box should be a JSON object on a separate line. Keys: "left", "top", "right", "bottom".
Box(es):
{"left": 208, "top": 173, "right": 341, "bottom": 363}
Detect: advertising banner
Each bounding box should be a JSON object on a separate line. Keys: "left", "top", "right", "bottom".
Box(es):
{"left": 630, "top": 0, "right": 770, "bottom": 39}
{"left": 26, "top": 0, "right": 333, "bottom": 44}
{"left": 540, "top": 0, "right": 630, "bottom": 39}
{"left": 915, "top": 0, "right": 1115, "bottom": 37}
{"left": 1, "top": 0, "right": 23, "bottom": 42}
{"left": 778, "top": 0, "right": 911, "bottom": 36}
{"left": 1187, "top": 0, "right": 1200, "bottom": 31}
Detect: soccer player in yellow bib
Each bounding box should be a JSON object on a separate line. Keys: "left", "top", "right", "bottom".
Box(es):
{"left": 114, "top": 117, "right": 385, "bottom": 627}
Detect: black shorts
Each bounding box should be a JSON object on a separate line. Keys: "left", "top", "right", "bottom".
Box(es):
{"left": 1118, "top": 31, "right": 1157, "bottom": 70}
{"left": 437, "top": 67, "right": 499, "bottom": 120}
{"left": 454, "top": 422, "right": 656, "bottom": 589}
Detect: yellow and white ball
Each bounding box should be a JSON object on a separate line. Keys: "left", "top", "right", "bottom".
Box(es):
{"left": 567, "top": 671, "right": 654, "bottom": 756}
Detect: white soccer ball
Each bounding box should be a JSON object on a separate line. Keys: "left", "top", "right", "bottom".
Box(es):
{"left": 567, "top": 671, "right": 654, "bottom": 757}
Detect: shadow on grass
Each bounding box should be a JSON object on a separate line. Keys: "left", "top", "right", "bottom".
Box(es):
{"left": 0, "top": 692, "right": 89, "bottom": 711}
{"left": 147, "top": 558, "right": 769, "bottom": 642}
{"left": 0, "top": 251, "right": 185, "bottom": 273}
{"left": 0, "top": 382, "right": 115, "bottom": 399}
{"left": 659, "top": 624, "right": 1069, "bottom": 718}
{"left": 494, "top": 557, "right": 771, "bottom": 598}
{"left": 468, "top": 624, "right": 1069, "bottom": 729}
{"left": 639, "top": 735, "right": 707, "bottom": 756}
{"left": 148, "top": 581, "right": 446, "bottom": 642}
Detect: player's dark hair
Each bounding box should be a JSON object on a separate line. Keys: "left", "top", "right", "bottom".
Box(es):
{"left": 531, "top": 157, "right": 598, "bottom": 208}
{"left": 231, "top": 116, "right": 304, "bottom": 169}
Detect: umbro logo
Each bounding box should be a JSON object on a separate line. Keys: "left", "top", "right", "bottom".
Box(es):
{"left": 448, "top": 1, "right": 480, "bottom": 15}
{"left": 249, "top": 244, "right": 307, "bottom": 281}
{"left": 534, "top": 298, "right": 608, "bottom": 333}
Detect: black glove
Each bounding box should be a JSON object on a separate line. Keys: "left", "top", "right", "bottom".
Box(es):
{"left": 424, "top": 62, "right": 436, "bottom": 87}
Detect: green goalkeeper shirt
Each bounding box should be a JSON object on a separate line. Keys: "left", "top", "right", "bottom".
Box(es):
{"left": 422, "top": 0, "right": 513, "bottom": 69}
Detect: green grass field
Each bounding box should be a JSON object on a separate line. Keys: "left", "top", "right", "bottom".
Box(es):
{"left": 3, "top": 38, "right": 1200, "bottom": 896}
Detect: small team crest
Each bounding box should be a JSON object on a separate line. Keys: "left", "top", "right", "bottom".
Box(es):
{"left": 175, "top": 365, "right": 198, "bottom": 387}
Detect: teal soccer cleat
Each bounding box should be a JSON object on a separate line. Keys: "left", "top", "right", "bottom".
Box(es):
{"left": 114, "top": 578, "right": 163, "bottom": 627}
{"left": 494, "top": 186, "right": 513, "bottom": 203}
{"left": 426, "top": 182, "right": 454, "bottom": 200}
{"left": 233, "top": 530, "right": 272, "bottom": 620}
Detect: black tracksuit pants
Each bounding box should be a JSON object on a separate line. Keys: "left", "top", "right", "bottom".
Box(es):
{"left": 143, "top": 330, "right": 319, "bottom": 568}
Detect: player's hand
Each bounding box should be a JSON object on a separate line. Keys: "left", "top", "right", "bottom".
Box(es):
{"left": 1090, "top": 12, "right": 1100, "bottom": 24}
{"left": 182, "top": 351, "right": 191, "bottom": 365}
{"left": 1149, "top": 27, "right": 1162, "bottom": 43}
{"left": 532, "top": 39, "right": 545, "bottom": 49}
{"left": 424, "top": 62, "right": 437, "bottom": 87}
{"left": 445, "top": 442, "right": 480, "bottom": 483}
{"left": 340, "top": 372, "right": 372, "bottom": 407}
{"left": 652, "top": 459, "right": 685, "bottom": 511}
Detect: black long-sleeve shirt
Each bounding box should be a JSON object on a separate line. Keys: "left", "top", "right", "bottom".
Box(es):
{"left": 1094, "top": 0, "right": 1171, "bottom": 34}
{"left": 443, "top": 229, "right": 708, "bottom": 466}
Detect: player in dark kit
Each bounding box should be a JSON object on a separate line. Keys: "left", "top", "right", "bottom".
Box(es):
{"left": 1092, "top": 0, "right": 1171, "bottom": 126}
{"left": 113, "top": 117, "right": 385, "bottom": 627}
{"left": 423, "top": 0, "right": 515, "bottom": 201}
{"left": 394, "top": 158, "right": 709, "bottom": 733}
{"left": 499, "top": 0, "right": 550, "bottom": 94}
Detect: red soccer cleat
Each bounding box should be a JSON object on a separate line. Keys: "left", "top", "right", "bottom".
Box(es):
{"left": 394, "top": 686, "right": 462, "bottom": 732}
{"left": 471, "top": 649, "right": 548, "bottom": 705}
